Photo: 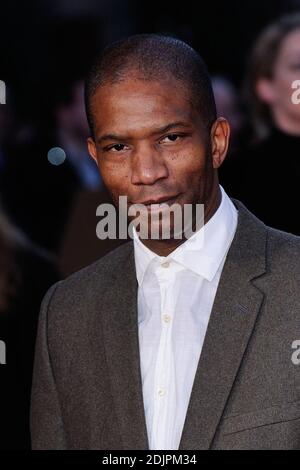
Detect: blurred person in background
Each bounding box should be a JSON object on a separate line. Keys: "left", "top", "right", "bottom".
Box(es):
{"left": 234, "top": 12, "right": 300, "bottom": 235}
{"left": 54, "top": 80, "right": 102, "bottom": 191}
{"left": 0, "top": 80, "right": 103, "bottom": 254}
{"left": 212, "top": 76, "right": 245, "bottom": 151}
{"left": 0, "top": 203, "right": 59, "bottom": 449}
{"left": 212, "top": 76, "right": 250, "bottom": 195}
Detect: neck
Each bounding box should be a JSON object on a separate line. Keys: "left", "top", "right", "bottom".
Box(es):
{"left": 138, "top": 184, "right": 222, "bottom": 257}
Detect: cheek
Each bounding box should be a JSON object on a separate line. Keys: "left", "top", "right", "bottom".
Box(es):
{"left": 272, "top": 75, "right": 300, "bottom": 115}
{"left": 98, "top": 158, "right": 131, "bottom": 195}
{"left": 273, "top": 66, "right": 298, "bottom": 100}
{"left": 168, "top": 141, "right": 207, "bottom": 169}
{"left": 168, "top": 148, "right": 208, "bottom": 186}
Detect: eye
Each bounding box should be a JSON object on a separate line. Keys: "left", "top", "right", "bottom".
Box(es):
{"left": 104, "top": 143, "right": 128, "bottom": 152}
{"left": 160, "top": 133, "right": 182, "bottom": 143}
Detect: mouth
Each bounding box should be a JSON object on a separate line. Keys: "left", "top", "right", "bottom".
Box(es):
{"left": 136, "top": 195, "right": 181, "bottom": 214}
{"left": 135, "top": 194, "right": 181, "bottom": 207}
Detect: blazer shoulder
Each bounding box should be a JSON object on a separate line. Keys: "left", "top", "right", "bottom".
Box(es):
{"left": 266, "top": 225, "right": 300, "bottom": 266}
{"left": 62, "top": 240, "right": 133, "bottom": 287}
{"left": 40, "top": 241, "right": 134, "bottom": 317}
{"left": 261, "top": 226, "right": 300, "bottom": 302}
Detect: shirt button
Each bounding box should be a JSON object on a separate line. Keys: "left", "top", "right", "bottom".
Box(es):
{"left": 162, "top": 314, "right": 171, "bottom": 323}
{"left": 161, "top": 260, "right": 170, "bottom": 268}
{"left": 158, "top": 388, "right": 166, "bottom": 397}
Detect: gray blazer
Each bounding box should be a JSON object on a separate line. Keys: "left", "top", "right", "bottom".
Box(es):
{"left": 30, "top": 199, "right": 300, "bottom": 450}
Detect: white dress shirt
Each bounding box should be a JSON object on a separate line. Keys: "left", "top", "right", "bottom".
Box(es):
{"left": 133, "top": 185, "right": 238, "bottom": 450}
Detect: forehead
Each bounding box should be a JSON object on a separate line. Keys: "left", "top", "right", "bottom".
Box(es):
{"left": 90, "top": 77, "right": 198, "bottom": 135}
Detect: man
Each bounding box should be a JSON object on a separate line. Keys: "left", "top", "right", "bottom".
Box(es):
{"left": 30, "top": 34, "right": 300, "bottom": 450}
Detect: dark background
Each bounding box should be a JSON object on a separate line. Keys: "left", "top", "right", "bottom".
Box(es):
{"left": 1, "top": 0, "right": 300, "bottom": 450}
{"left": 0, "top": 0, "right": 297, "bottom": 120}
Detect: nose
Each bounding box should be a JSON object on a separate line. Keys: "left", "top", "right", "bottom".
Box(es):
{"left": 131, "top": 143, "right": 169, "bottom": 185}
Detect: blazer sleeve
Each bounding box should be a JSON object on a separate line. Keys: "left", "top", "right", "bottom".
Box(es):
{"left": 30, "top": 282, "right": 67, "bottom": 449}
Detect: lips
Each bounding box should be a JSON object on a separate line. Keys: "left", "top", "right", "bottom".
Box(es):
{"left": 130, "top": 195, "right": 181, "bottom": 216}
{"left": 135, "top": 194, "right": 180, "bottom": 206}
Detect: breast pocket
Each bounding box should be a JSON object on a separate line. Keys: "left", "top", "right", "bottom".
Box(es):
{"left": 221, "top": 400, "right": 300, "bottom": 436}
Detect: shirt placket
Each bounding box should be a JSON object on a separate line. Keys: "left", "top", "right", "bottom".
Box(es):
{"left": 151, "top": 262, "right": 177, "bottom": 450}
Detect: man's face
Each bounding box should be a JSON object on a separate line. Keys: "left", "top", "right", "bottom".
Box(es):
{"left": 88, "top": 76, "right": 223, "bottom": 239}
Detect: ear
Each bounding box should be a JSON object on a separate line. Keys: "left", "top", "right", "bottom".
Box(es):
{"left": 210, "top": 117, "right": 230, "bottom": 169}
{"left": 256, "top": 78, "right": 275, "bottom": 105}
{"left": 87, "top": 137, "right": 98, "bottom": 166}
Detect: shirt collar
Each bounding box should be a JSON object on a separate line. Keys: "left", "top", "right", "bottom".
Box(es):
{"left": 133, "top": 185, "right": 238, "bottom": 285}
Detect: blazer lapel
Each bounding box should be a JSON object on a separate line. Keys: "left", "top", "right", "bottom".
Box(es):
{"left": 178, "top": 200, "right": 267, "bottom": 450}
{"left": 100, "top": 244, "right": 149, "bottom": 450}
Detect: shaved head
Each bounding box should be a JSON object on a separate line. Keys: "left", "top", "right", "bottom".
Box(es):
{"left": 84, "top": 34, "right": 217, "bottom": 138}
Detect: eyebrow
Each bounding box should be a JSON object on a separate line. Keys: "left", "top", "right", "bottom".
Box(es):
{"left": 97, "top": 121, "right": 192, "bottom": 145}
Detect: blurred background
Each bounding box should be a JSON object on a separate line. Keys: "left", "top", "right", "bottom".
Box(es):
{"left": 1, "top": 0, "right": 300, "bottom": 449}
